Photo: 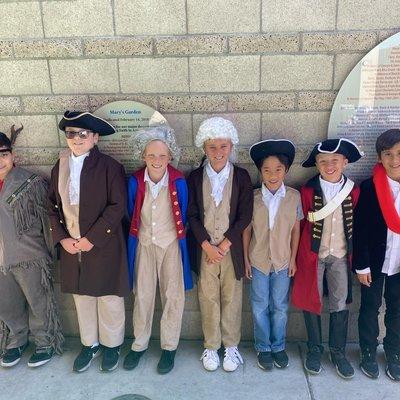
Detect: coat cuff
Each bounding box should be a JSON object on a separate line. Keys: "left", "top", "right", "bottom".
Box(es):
{"left": 355, "top": 267, "right": 371, "bottom": 274}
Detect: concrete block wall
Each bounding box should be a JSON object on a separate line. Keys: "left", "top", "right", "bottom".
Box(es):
{"left": 1, "top": 0, "right": 398, "bottom": 341}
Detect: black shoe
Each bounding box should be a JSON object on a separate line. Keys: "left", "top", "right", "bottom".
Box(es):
{"left": 157, "top": 350, "right": 176, "bottom": 374}
{"left": 385, "top": 352, "right": 400, "bottom": 381}
{"left": 27, "top": 347, "right": 53, "bottom": 368}
{"left": 272, "top": 350, "right": 289, "bottom": 368}
{"left": 360, "top": 348, "right": 379, "bottom": 379}
{"left": 73, "top": 345, "right": 101, "bottom": 373}
{"left": 100, "top": 345, "right": 120, "bottom": 372}
{"left": 304, "top": 346, "right": 323, "bottom": 374}
{"left": 0, "top": 343, "right": 28, "bottom": 368}
{"left": 123, "top": 349, "right": 146, "bottom": 370}
{"left": 257, "top": 351, "right": 273, "bottom": 370}
{"left": 330, "top": 349, "right": 354, "bottom": 379}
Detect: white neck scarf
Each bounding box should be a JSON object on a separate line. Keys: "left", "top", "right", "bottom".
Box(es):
{"left": 68, "top": 151, "right": 89, "bottom": 205}
{"left": 205, "top": 161, "right": 231, "bottom": 207}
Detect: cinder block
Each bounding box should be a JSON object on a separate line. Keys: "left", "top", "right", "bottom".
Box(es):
{"left": 262, "top": 111, "right": 330, "bottom": 144}
{"left": 190, "top": 56, "right": 259, "bottom": 92}
{"left": 262, "top": 0, "right": 336, "bottom": 32}
{"left": 22, "top": 95, "right": 90, "bottom": 113}
{"left": 298, "top": 91, "right": 337, "bottom": 111}
{"left": 84, "top": 38, "right": 152, "bottom": 57}
{"left": 261, "top": 55, "right": 333, "bottom": 91}
{"left": 0, "top": 41, "right": 13, "bottom": 58}
{"left": 0, "top": 97, "right": 22, "bottom": 114}
{"left": 50, "top": 59, "right": 119, "bottom": 94}
{"left": 0, "top": 60, "right": 50, "bottom": 95}
{"left": 338, "top": 0, "right": 400, "bottom": 30}
{"left": 155, "top": 35, "right": 227, "bottom": 56}
{"left": 88, "top": 95, "right": 158, "bottom": 111}
{"left": 14, "top": 39, "right": 82, "bottom": 58}
{"left": 159, "top": 95, "right": 226, "bottom": 113}
{"left": 334, "top": 53, "right": 364, "bottom": 90}
{"left": 193, "top": 113, "right": 261, "bottom": 146}
{"left": 119, "top": 58, "right": 189, "bottom": 93}
{"left": 0, "top": 2, "right": 43, "bottom": 39}
{"left": 164, "top": 113, "right": 193, "bottom": 147}
{"left": 187, "top": 0, "right": 260, "bottom": 33}
{"left": 14, "top": 148, "right": 60, "bottom": 166}
{"left": 115, "top": 0, "right": 186, "bottom": 35}
{"left": 229, "top": 34, "right": 299, "bottom": 54}
{"left": 43, "top": 0, "right": 113, "bottom": 37}
{"left": 0, "top": 115, "right": 59, "bottom": 147}
{"left": 302, "top": 32, "right": 377, "bottom": 52}
{"left": 227, "top": 93, "right": 296, "bottom": 112}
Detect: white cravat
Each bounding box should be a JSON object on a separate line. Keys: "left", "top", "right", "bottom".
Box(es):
{"left": 68, "top": 151, "right": 89, "bottom": 205}
{"left": 205, "top": 161, "right": 231, "bottom": 207}
{"left": 261, "top": 183, "right": 286, "bottom": 230}
{"left": 356, "top": 176, "right": 400, "bottom": 276}
{"left": 144, "top": 168, "right": 168, "bottom": 199}
{"left": 319, "top": 175, "right": 345, "bottom": 202}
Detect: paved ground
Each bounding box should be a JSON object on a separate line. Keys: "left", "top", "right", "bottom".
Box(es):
{"left": 0, "top": 338, "right": 399, "bottom": 400}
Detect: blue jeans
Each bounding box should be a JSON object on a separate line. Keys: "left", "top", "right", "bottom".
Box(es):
{"left": 250, "top": 267, "right": 291, "bottom": 353}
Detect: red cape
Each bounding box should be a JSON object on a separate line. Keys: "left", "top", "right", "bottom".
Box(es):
{"left": 291, "top": 180, "right": 359, "bottom": 314}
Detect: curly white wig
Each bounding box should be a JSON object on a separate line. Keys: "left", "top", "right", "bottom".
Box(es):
{"left": 195, "top": 117, "right": 239, "bottom": 148}
{"left": 130, "top": 125, "right": 181, "bottom": 162}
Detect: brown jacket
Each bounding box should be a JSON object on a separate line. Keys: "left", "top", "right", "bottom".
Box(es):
{"left": 48, "top": 146, "right": 130, "bottom": 297}
{"left": 187, "top": 164, "right": 253, "bottom": 279}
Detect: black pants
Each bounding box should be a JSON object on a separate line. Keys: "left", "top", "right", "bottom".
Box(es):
{"left": 358, "top": 272, "right": 400, "bottom": 353}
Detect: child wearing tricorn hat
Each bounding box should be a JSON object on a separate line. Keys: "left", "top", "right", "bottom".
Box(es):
{"left": 292, "top": 138, "right": 363, "bottom": 379}
{"left": 243, "top": 139, "right": 302, "bottom": 371}
{"left": 123, "top": 125, "right": 193, "bottom": 374}
{"left": 353, "top": 129, "right": 400, "bottom": 381}
{"left": 0, "top": 128, "right": 63, "bottom": 369}
{"left": 187, "top": 117, "right": 253, "bottom": 372}
{"left": 48, "top": 111, "right": 130, "bottom": 373}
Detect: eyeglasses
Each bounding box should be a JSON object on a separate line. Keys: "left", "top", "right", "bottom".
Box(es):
{"left": 64, "top": 130, "right": 92, "bottom": 140}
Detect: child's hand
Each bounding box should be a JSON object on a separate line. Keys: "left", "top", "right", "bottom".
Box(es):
{"left": 218, "top": 238, "right": 232, "bottom": 256}
{"left": 60, "top": 238, "right": 79, "bottom": 254}
{"left": 75, "top": 237, "right": 94, "bottom": 252}
{"left": 357, "top": 272, "right": 372, "bottom": 287}
{"left": 288, "top": 261, "right": 297, "bottom": 277}
{"left": 244, "top": 261, "right": 252, "bottom": 280}
{"left": 202, "top": 241, "right": 224, "bottom": 264}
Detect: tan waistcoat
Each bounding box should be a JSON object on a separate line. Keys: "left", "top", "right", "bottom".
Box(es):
{"left": 202, "top": 167, "right": 233, "bottom": 245}
{"left": 249, "top": 187, "right": 300, "bottom": 274}
{"left": 138, "top": 183, "right": 177, "bottom": 249}
{"left": 58, "top": 151, "right": 80, "bottom": 239}
{"left": 318, "top": 204, "right": 347, "bottom": 259}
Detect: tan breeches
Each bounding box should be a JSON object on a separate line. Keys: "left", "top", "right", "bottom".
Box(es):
{"left": 132, "top": 240, "right": 185, "bottom": 351}
{"left": 198, "top": 252, "right": 243, "bottom": 350}
{"left": 73, "top": 294, "right": 125, "bottom": 348}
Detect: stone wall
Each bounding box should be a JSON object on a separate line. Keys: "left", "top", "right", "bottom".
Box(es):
{"left": 1, "top": 0, "right": 398, "bottom": 341}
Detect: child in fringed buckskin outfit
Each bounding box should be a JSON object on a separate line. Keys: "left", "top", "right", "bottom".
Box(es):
{"left": 0, "top": 128, "right": 63, "bottom": 369}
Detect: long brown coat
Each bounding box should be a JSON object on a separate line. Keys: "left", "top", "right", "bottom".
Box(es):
{"left": 187, "top": 164, "right": 253, "bottom": 279}
{"left": 48, "top": 146, "right": 130, "bottom": 297}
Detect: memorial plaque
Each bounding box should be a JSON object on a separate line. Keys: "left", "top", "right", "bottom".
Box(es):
{"left": 328, "top": 32, "right": 400, "bottom": 182}
{"left": 94, "top": 100, "right": 169, "bottom": 174}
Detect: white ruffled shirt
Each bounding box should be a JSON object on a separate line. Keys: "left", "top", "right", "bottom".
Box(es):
{"left": 261, "top": 183, "right": 286, "bottom": 230}
{"left": 357, "top": 176, "right": 400, "bottom": 276}
{"left": 144, "top": 168, "right": 169, "bottom": 199}
{"left": 68, "top": 151, "right": 89, "bottom": 205}
{"left": 205, "top": 161, "right": 231, "bottom": 207}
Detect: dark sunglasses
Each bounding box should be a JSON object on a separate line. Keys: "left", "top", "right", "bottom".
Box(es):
{"left": 64, "top": 130, "right": 92, "bottom": 140}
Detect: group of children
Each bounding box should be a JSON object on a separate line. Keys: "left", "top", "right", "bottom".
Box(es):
{"left": 0, "top": 111, "right": 399, "bottom": 383}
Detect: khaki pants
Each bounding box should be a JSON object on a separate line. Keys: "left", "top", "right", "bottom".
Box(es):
{"left": 317, "top": 255, "right": 348, "bottom": 312}
{"left": 73, "top": 294, "right": 125, "bottom": 348}
{"left": 132, "top": 240, "right": 185, "bottom": 351}
{"left": 198, "top": 252, "right": 243, "bottom": 350}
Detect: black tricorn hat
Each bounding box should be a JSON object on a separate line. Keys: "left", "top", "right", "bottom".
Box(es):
{"left": 249, "top": 139, "right": 296, "bottom": 168}
{"left": 59, "top": 111, "right": 116, "bottom": 136}
{"left": 302, "top": 138, "right": 363, "bottom": 168}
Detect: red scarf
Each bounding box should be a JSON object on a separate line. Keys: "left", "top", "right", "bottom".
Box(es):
{"left": 373, "top": 163, "right": 400, "bottom": 234}
{"left": 0, "top": 180, "right": 3, "bottom": 192}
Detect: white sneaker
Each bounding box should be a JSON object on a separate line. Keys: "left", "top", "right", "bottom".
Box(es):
{"left": 200, "top": 349, "right": 220, "bottom": 371}
{"left": 223, "top": 346, "right": 243, "bottom": 372}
